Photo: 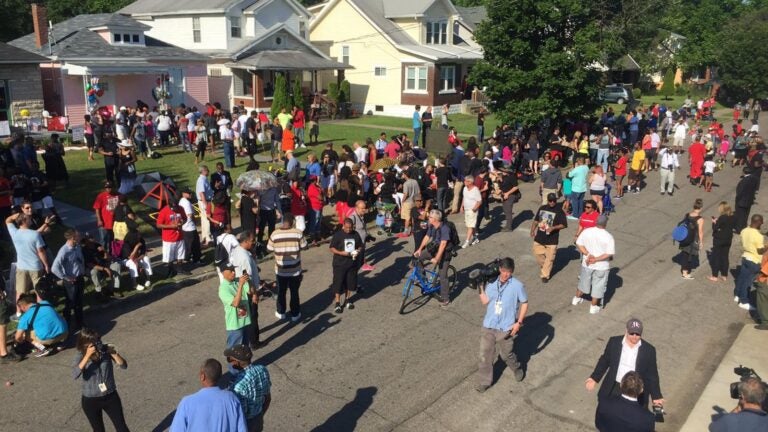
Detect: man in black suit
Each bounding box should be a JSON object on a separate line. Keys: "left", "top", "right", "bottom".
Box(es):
{"left": 211, "top": 162, "right": 233, "bottom": 218}
{"left": 596, "top": 371, "right": 655, "bottom": 432}
{"left": 586, "top": 318, "right": 664, "bottom": 409}
{"left": 734, "top": 166, "right": 760, "bottom": 232}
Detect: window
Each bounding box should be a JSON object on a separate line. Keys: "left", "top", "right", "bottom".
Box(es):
{"left": 299, "top": 21, "right": 307, "bottom": 38}
{"left": 232, "top": 69, "right": 252, "bottom": 97}
{"left": 342, "top": 46, "right": 350, "bottom": 65}
{"left": 192, "top": 17, "right": 201, "bottom": 43}
{"left": 113, "top": 34, "right": 121, "bottom": 43}
{"left": 230, "top": 16, "right": 241, "bottom": 38}
{"left": 406, "top": 66, "right": 427, "bottom": 91}
{"left": 132, "top": 34, "right": 140, "bottom": 43}
{"left": 374, "top": 66, "right": 386, "bottom": 77}
{"left": 426, "top": 21, "right": 447, "bottom": 45}
{"left": 439, "top": 65, "right": 455, "bottom": 92}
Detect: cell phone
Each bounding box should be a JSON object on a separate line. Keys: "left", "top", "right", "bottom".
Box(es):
{"left": 242, "top": 270, "right": 248, "bottom": 276}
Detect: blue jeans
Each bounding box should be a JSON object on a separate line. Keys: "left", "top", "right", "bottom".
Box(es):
{"left": 735, "top": 258, "right": 760, "bottom": 303}
{"left": 597, "top": 148, "right": 610, "bottom": 173}
{"left": 307, "top": 208, "right": 322, "bottom": 237}
{"left": 629, "top": 129, "right": 638, "bottom": 145}
{"left": 223, "top": 140, "right": 235, "bottom": 168}
{"left": 570, "top": 192, "right": 585, "bottom": 218}
{"left": 477, "top": 125, "right": 484, "bottom": 143}
{"left": 413, "top": 127, "right": 421, "bottom": 145}
{"left": 295, "top": 128, "right": 304, "bottom": 145}
{"left": 98, "top": 228, "right": 113, "bottom": 252}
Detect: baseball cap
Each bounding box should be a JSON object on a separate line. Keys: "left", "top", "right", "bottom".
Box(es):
{"left": 223, "top": 344, "right": 252, "bottom": 363}
{"left": 218, "top": 262, "right": 235, "bottom": 273}
{"left": 547, "top": 193, "right": 558, "bottom": 202}
{"left": 626, "top": 318, "right": 643, "bottom": 335}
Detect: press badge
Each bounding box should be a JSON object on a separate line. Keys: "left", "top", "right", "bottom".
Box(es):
{"left": 494, "top": 300, "right": 503, "bottom": 315}
{"left": 98, "top": 383, "right": 108, "bottom": 393}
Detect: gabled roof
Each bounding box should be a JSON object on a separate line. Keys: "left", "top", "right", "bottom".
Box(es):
{"left": 382, "top": 0, "right": 444, "bottom": 19}
{"left": 455, "top": 6, "right": 486, "bottom": 31}
{"left": 9, "top": 14, "right": 206, "bottom": 62}
{"left": 0, "top": 42, "right": 48, "bottom": 64}
{"left": 312, "top": 0, "right": 481, "bottom": 61}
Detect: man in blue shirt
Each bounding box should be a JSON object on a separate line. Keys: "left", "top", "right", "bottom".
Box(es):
{"left": 14, "top": 293, "right": 68, "bottom": 357}
{"left": 476, "top": 257, "right": 528, "bottom": 392}
{"left": 6, "top": 212, "right": 49, "bottom": 316}
{"left": 52, "top": 229, "right": 85, "bottom": 330}
{"left": 170, "top": 358, "right": 247, "bottom": 432}
{"left": 709, "top": 377, "right": 768, "bottom": 432}
{"left": 412, "top": 105, "right": 422, "bottom": 146}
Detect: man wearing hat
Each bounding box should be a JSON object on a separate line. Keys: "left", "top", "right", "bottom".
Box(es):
{"left": 178, "top": 187, "right": 202, "bottom": 265}
{"left": 572, "top": 214, "right": 615, "bottom": 314}
{"left": 156, "top": 198, "right": 188, "bottom": 278}
{"left": 586, "top": 318, "right": 664, "bottom": 410}
{"left": 92, "top": 180, "right": 120, "bottom": 250}
{"left": 499, "top": 166, "right": 520, "bottom": 231}
{"left": 225, "top": 344, "right": 271, "bottom": 432}
{"left": 529, "top": 193, "right": 567, "bottom": 283}
{"left": 218, "top": 264, "right": 252, "bottom": 365}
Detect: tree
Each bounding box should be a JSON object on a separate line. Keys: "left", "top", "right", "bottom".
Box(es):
{"left": 292, "top": 76, "right": 304, "bottom": 110}
{"left": 339, "top": 80, "right": 350, "bottom": 118}
{"left": 470, "top": 0, "right": 604, "bottom": 126}
{"left": 659, "top": 69, "right": 676, "bottom": 100}
{"left": 327, "top": 82, "right": 339, "bottom": 119}
{"left": 270, "top": 73, "right": 290, "bottom": 119}
{"left": 717, "top": 8, "right": 768, "bottom": 101}
{"left": 0, "top": 0, "right": 33, "bottom": 43}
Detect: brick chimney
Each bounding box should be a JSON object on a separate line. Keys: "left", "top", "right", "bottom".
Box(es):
{"left": 31, "top": 3, "right": 49, "bottom": 49}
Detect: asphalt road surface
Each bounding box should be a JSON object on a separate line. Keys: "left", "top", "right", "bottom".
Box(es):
{"left": 1, "top": 140, "right": 765, "bottom": 432}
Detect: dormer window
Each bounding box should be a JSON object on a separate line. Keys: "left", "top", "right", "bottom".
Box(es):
{"left": 230, "top": 16, "right": 241, "bottom": 38}
{"left": 426, "top": 20, "right": 447, "bottom": 45}
{"left": 112, "top": 32, "right": 143, "bottom": 45}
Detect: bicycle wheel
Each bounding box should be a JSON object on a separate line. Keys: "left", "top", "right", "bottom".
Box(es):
{"left": 400, "top": 278, "right": 416, "bottom": 314}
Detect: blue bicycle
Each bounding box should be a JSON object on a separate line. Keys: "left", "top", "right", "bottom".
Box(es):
{"left": 400, "top": 257, "right": 457, "bottom": 314}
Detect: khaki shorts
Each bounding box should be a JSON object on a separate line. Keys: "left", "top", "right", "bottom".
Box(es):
{"left": 464, "top": 209, "right": 478, "bottom": 228}
{"left": 15, "top": 268, "right": 44, "bottom": 297}
{"left": 401, "top": 201, "right": 414, "bottom": 221}
{"left": 31, "top": 330, "right": 68, "bottom": 346}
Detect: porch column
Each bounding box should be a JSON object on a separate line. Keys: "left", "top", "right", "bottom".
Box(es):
{"left": 253, "top": 71, "right": 264, "bottom": 109}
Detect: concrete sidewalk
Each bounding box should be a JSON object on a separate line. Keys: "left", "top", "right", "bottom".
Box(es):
{"left": 679, "top": 324, "right": 768, "bottom": 431}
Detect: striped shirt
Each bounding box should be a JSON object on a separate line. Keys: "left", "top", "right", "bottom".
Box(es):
{"left": 266, "top": 228, "right": 307, "bottom": 276}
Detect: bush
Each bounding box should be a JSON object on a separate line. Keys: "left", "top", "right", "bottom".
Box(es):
{"left": 292, "top": 77, "right": 304, "bottom": 110}
{"left": 270, "top": 73, "right": 290, "bottom": 119}
{"left": 632, "top": 88, "right": 642, "bottom": 99}
{"left": 660, "top": 69, "right": 675, "bottom": 100}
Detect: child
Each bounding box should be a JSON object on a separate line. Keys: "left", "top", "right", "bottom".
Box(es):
{"left": 702, "top": 155, "right": 716, "bottom": 192}
{"left": 613, "top": 147, "right": 628, "bottom": 199}
{"left": 718, "top": 134, "right": 730, "bottom": 163}
{"left": 628, "top": 143, "right": 645, "bottom": 193}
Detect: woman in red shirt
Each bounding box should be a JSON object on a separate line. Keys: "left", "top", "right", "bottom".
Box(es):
{"left": 290, "top": 180, "right": 308, "bottom": 232}
{"left": 613, "top": 148, "right": 628, "bottom": 199}
{"left": 574, "top": 199, "right": 600, "bottom": 241}
{"left": 306, "top": 175, "right": 324, "bottom": 243}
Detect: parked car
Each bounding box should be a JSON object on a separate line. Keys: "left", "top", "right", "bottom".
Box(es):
{"left": 600, "top": 85, "right": 633, "bottom": 104}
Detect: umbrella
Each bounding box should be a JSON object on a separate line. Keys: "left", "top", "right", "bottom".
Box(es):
{"left": 371, "top": 157, "right": 395, "bottom": 171}
{"left": 236, "top": 170, "right": 279, "bottom": 192}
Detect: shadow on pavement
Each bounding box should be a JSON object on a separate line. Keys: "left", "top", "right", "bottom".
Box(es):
{"left": 151, "top": 409, "right": 176, "bottom": 432}
{"left": 310, "top": 386, "right": 378, "bottom": 432}
{"left": 513, "top": 312, "right": 555, "bottom": 373}
{"left": 603, "top": 268, "right": 625, "bottom": 306}
{"left": 551, "top": 244, "right": 580, "bottom": 278}
{"left": 256, "top": 312, "right": 340, "bottom": 366}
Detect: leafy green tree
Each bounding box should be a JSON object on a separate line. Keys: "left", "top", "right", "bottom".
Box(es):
{"left": 0, "top": 0, "right": 33, "bottom": 42}
{"left": 45, "top": 0, "right": 133, "bottom": 25}
{"left": 270, "top": 73, "right": 290, "bottom": 119}
{"left": 470, "top": 0, "right": 603, "bottom": 126}
{"left": 659, "top": 69, "right": 676, "bottom": 100}
{"left": 339, "top": 80, "right": 350, "bottom": 118}
{"left": 292, "top": 76, "right": 304, "bottom": 110}
{"left": 452, "top": 0, "right": 487, "bottom": 6}
{"left": 717, "top": 8, "right": 768, "bottom": 101}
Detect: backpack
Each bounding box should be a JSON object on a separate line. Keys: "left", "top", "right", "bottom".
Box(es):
{"left": 673, "top": 215, "right": 697, "bottom": 246}
{"left": 214, "top": 234, "right": 235, "bottom": 267}
{"left": 445, "top": 220, "right": 461, "bottom": 251}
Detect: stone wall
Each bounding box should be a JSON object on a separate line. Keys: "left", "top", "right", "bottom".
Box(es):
{"left": 0, "top": 64, "right": 45, "bottom": 123}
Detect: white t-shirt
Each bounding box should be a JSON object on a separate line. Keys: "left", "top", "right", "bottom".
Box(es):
{"left": 673, "top": 122, "right": 689, "bottom": 139}
{"left": 216, "top": 233, "right": 239, "bottom": 256}
{"left": 650, "top": 132, "right": 660, "bottom": 148}
{"left": 219, "top": 126, "right": 234, "bottom": 141}
{"left": 156, "top": 115, "right": 173, "bottom": 132}
{"left": 576, "top": 227, "right": 615, "bottom": 271}
{"left": 462, "top": 186, "right": 482, "bottom": 212}
{"left": 184, "top": 113, "right": 196, "bottom": 132}
{"left": 178, "top": 197, "right": 197, "bottom": 232}
{"left": 353, "top": 147, "right": 367, "bottom": 164}
{"left": 704, "top": 160, "right": 717, "bottom": 174}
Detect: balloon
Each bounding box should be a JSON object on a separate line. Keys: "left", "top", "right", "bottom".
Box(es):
{"left": 86, "top": 83, "right": 91, "bottom": 91}
{"left": 60, "top": 116, "right": 68, "bottom": 126}
{"left": 42, "top": 110, "right": 50, "bottom": 118}
{"left": 96, "top": 89, "right": 104, "bottom": 97}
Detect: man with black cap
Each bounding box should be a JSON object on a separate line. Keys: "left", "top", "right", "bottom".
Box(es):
{"left": 499, "top": 167, "right": 520, "bottom": 231}
{"left": 218, "top": 263, "right": 252, "bottom": 366}
{"left": 529, "top": 193, "right": 567, "bottom": 283}
{"left": 225, "top": 344, "right": 272, "bottom": 432}
{"left": 586, "top": 319, "right": 664, "bottom": 410}
{"left": 573, "top": 214, "right": 615, "bottom": 314}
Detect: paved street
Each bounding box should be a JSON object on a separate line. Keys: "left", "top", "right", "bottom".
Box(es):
{"left": 1, "top": 138, "right": 766, "bottom": 432}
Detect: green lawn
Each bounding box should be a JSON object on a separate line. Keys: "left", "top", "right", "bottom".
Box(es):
{"left": 343, "top": 113, "right": 498, "bottom": 137}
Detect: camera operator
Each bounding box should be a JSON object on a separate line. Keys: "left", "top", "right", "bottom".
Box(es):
{"left": 475, "top": 257, "right": 527, "bottom": 392}
{"left": 414, "top": 209, "right": 453, "bottom": 307}
{"left": 709, "top": 377, "right": 768, "bottom": 431}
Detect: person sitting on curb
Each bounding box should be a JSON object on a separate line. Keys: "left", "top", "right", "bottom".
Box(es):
{"left": 14, "top": 291, "right": 68, "bottom": 358}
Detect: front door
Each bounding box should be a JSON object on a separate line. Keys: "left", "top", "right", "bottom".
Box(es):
{"left": 166, "top": 68, "right": 185, "bottom": 107}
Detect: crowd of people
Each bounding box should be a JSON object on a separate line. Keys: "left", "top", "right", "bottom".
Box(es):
{"left": 0, "top": 93, "right": 767, "bottom": 432}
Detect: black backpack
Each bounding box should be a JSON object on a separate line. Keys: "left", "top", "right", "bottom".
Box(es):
{"left": 213, "top": 234, "right": 235, "bottom": 267}
{"left": 445, "top": 220, "right": 461, "bottom": 251}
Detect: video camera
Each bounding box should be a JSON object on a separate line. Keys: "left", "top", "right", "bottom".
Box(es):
{"left": 730, "top": 365, "right": 768, "bottom": 411}
{"left": 468, "top": 258, "right": 501, "bottom": 291}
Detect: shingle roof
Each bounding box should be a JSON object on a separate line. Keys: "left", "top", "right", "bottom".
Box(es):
{"left": 9, "top": 13, "right": 205, "bottom": 61}
{"left": 455, "top": 6, "right": 486, "bottom": 31}
{"left": 382, "top": 0, "right": 432, "bottom": 18}
{"left": 0, "top": 42, "right": 47, "bottom": 64}
{"left": 120, "top": 0, "right": 244, "bottom": 15}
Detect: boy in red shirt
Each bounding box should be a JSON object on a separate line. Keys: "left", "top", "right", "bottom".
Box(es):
{"left": 613, "top": 148, "right": 628, "bottom": 199}
{"left": 156, "top": 200, "right": 188, "bottom": 278}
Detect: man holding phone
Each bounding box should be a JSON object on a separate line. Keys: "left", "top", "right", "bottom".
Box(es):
{"left": 218, "top": 263, "right": 252, "bottom": 371}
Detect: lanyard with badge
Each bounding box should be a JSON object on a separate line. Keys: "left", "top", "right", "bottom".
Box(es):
{"left": 494, "top": 279, "right": 510, "bottom": 316}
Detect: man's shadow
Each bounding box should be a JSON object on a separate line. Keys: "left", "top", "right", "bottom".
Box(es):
{"left": 310, "top": 386, "right": 378, "bottom": 432}
{"left": 492, "top": 312, "right": 555, "bottom": 382}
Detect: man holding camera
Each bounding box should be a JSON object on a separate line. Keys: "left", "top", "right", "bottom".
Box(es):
{"left": 709, "top": 377, "right": 768, "bottom": 431}
{"left": 414, "top": 209, "right": 454, "bottom": 307}
{"left": 475, "top": 257, "right": 527, "bottom": 392}
{"left": 658, "top": 143, "right": 679, "bottom": 196}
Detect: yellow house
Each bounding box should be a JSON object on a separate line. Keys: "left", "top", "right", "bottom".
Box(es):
{"left": 310, "top": 0, "right": 484, "bottom": 117}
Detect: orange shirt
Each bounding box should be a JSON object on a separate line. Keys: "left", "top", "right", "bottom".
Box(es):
{"left": 282, "top": 129, "right": 295, "bottom": 152}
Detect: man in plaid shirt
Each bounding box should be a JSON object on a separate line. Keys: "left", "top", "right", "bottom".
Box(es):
{"left": 225, "top": 344, "right": 271, "bottom": 431}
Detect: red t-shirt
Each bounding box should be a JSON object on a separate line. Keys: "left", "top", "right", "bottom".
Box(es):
{"left": 614, "top": 156, "right": 628, "bottom": 176}
{"left": 385, "top": 142, "right": 400, "bottom": 159}
{"left": 290, "top": 185, "right": 307, "bottom": 215}
{"left": 157, "top": 205, "right": 184, "bottom": 242}
{"left": 0, "top": 177, "right": 12, "bottom": 208}
{"left": 293, "top": 110, "right": 305, "bottom": 129}
{"left": 579, "top": 210, "right": 600, "bottom": 230}
{"left": 93, "top": 191, "right": 120, "bottom": 229}
{"left": 307, "top": 183, "right": 324, "bottom": 211}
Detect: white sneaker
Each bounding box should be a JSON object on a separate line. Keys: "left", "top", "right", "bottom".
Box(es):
{"left": 571, "top": 296, "right": 584, "bottom": 306}
{"left": 470, "top": 237, "right": 480, "bottom": 246}
{"left": 136, "top": 284, "right": 145, "bottom": 291}
{"left": 461, "top": 241, "right": 470, "bottom": 249}
{"left": 734, "top": 296, "right": 740, "bottom": 303}
{"left": 290, "top": 313, "right": 301, "bottom": 322}
{"left": 738, "top": 303, "right": 755, "bottom": 311}
{"left": 144, "top": 282, "right": 151, "bottom": 290}
{"left": 275, "top": 311, "right": 286, "bottom": 320}
{"left": 589, "top": 305, "right": 601, "bottom": 314}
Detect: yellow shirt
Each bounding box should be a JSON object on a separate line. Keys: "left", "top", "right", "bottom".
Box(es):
{"left": 630, "top": 150, "right": 645, "bottom": 171}
{"left": 578, "top": 139, "right": 589, "bottom": 154}
{"left": 741, "top": 227, "right": 765, "bottom": 264}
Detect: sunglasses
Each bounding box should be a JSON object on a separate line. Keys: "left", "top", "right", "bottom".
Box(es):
{"left": 628, "top": 332, "right": 641, "bottom": 336}
{"left": 585, "top": 206, "right": 593, "bottom": 209}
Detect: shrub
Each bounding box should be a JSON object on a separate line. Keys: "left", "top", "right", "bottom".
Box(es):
{"left": 270, "top": 73, "right": 290, "bottom": 119}
{"left": 632, "top": 88, "right": 642, "bottom": 99}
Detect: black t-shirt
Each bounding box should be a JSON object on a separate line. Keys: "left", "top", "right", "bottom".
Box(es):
{"left": 321, "top": 149, "right": 339, "bottom": 163}
{"left": 82, "top": 242, "right": 107, "bottom": 267}
{"left": 411, "top": 207, "right": 428, "bottom": 234}
{"left": 533, "top": 204, "right": 567, "bottom": 245}
{"left": 501, "top": 172, "right": 518, "bottom": 193}
{"left": 330, "top": 230, "right": 362, "bottom": 267}
{"left": 100, "top": 138, "right": 119, "bottom": 163}
{"left": 435, "top": 166, "right": 451, "bottom": 188}
{"left": 422, "top": 112, "right": 433, "bottom": 128}
{"left": 477, "top": 113, "right": 485, "bottom": 126}
{"left": 29, "top": 172, "right": 50, "bottom": 201}
{"left": 245, "top": 117, "right": 258, "bottom": 134}
{"left": 469, "top": 158, "right": 484, "bottom": 176}
{"left": 113, "top": 203, "right": 134, "bottom": 223}
{"left": 240, "top": 195, "right": 257, "bottom": 232}
{"left": 122, "top": 231, "right": 146, "bottom": 259}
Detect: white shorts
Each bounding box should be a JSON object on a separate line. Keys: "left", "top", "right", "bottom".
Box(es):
{"left": 32, "top": 196, "right": 54, "bottom": 210}
{"left": 295, "top": 215, "right": 306, "bottom": 232}
{"left": 464, "top": 209, "right": 478, "bottom": 228}
{"left": 672, "top": 137, "right": 686, "bottom": 148}
{"left": 162, "top": 240, "right": 186, "bottom": 263}
{"left": 124, "top": 256, "right": 153, "bottom": 278}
